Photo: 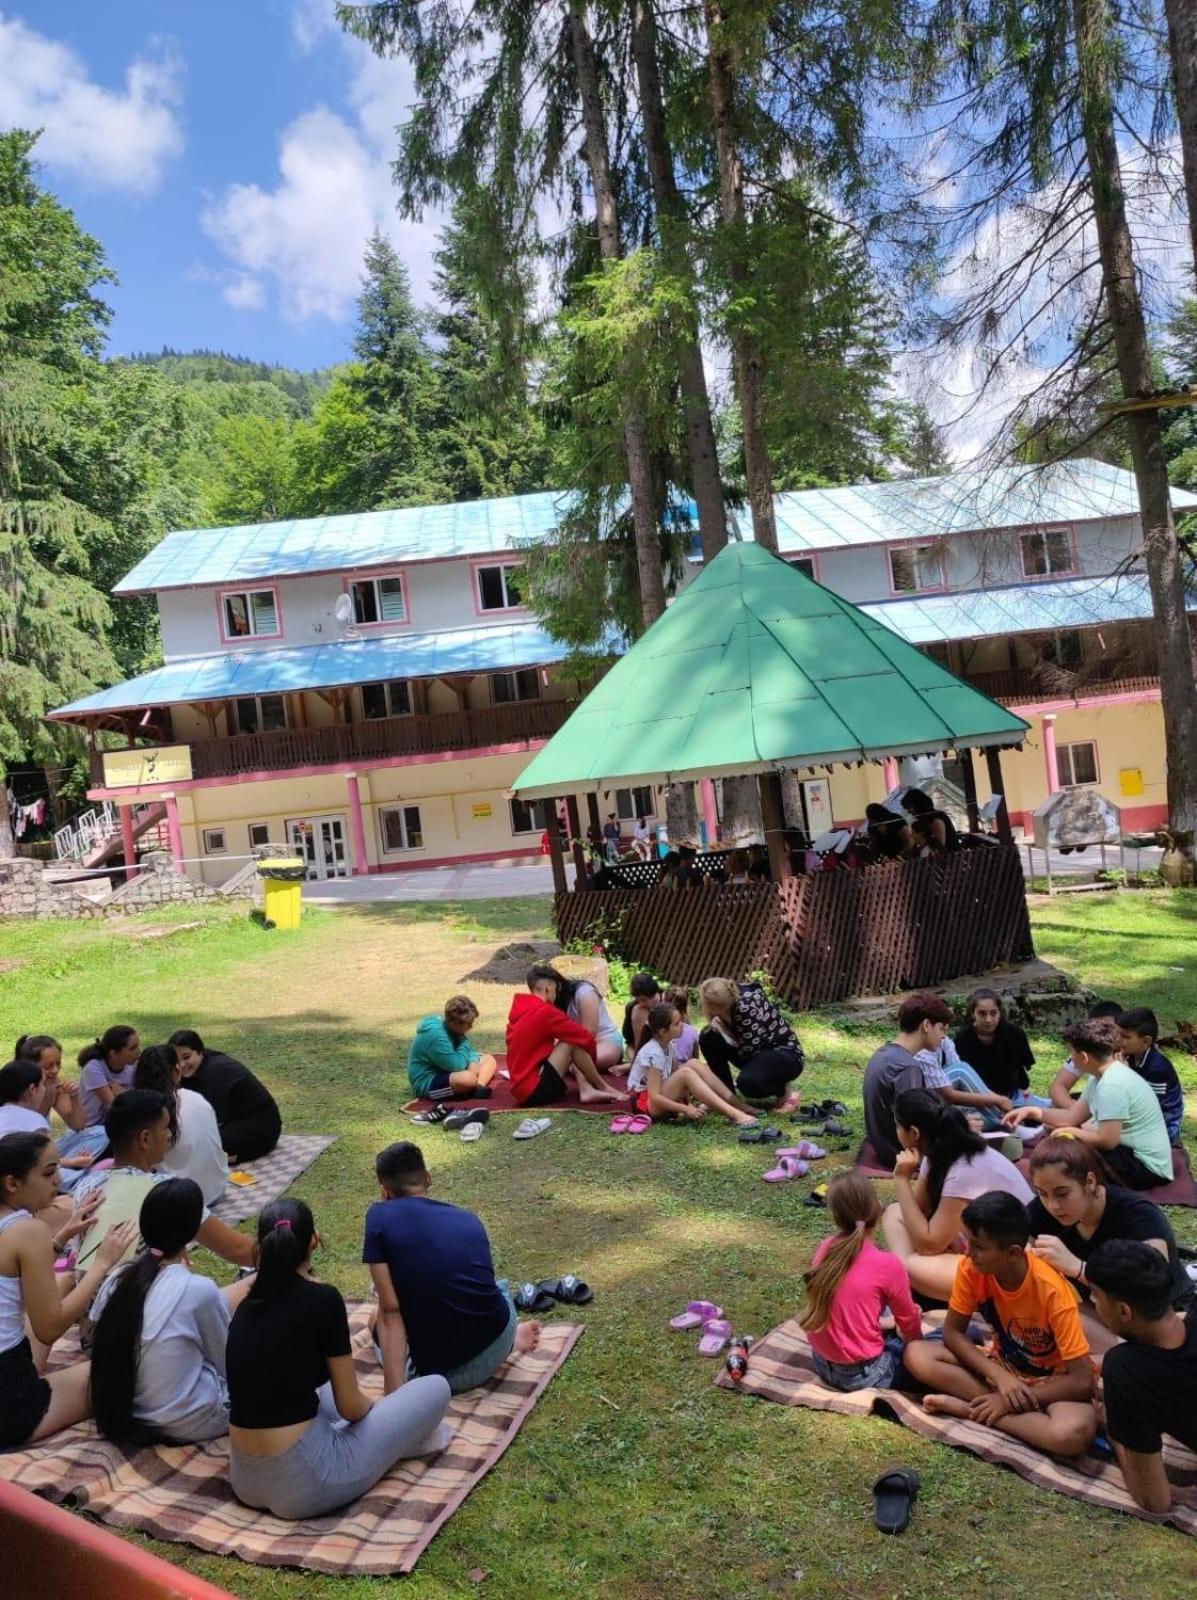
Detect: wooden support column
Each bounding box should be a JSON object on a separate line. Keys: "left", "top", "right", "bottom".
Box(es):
{"left": 757, "top": 771, "right": 791, "bottom": 880}
{"left": 586, "top": 792, "right": 601, "bottom": 835}
{"left": 984, "top": 747, "right": 1014, "bottom": 847}
{"left": 564, "top": 794, "right": 587, "bottom": 882}
{"left": 119, "top": 804, "right": 138, "bottom": 881}
{"left": 959, "top": 749, "right": 980, "bottom": 833}
{"left": 547, "top": 799, "right": 568, "bottom": 896}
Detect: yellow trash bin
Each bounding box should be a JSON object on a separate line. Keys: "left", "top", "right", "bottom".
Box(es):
{"left": 256, "top": 856, "right": 306, "bottom": 929}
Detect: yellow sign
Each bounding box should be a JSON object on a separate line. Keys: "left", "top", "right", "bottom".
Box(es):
{"left": 471, "top": 802, "right": 493, "bottom": 820}
{"left": 1118, "top": 767, "right": 1144, "bottom": 798}
{"left": 102, "top": 745, "right": 193, "bottom": 789}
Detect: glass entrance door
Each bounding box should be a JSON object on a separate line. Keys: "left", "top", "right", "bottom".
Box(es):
{"left": 287, "top": 815, "right": 351, "bottom": 880}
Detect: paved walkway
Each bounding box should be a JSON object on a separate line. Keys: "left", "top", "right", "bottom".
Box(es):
{"left": 306, "top": 841, "right": 1161, "bottom": 905}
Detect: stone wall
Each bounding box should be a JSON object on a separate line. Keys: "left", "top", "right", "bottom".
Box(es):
{"left": 0, "top": 853, "right": 260, "bottom": 921}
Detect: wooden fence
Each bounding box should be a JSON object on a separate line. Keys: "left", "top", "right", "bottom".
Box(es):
{"left": 555, "top": 845, "right": 1034, "bottom": 1009}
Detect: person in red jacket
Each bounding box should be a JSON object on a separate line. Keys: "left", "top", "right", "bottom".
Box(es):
{"left": 506, "top": 975, "right": 628, "bottom": 1108}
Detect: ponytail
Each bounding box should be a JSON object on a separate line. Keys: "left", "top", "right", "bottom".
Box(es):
{"left": 16, "top": 1034, "right": 59, "bottom": 1062}
{"left": 799, "top": 1171, "right": 881, "bottom": 1334}
{"left": 894, "top": 1088, "right": 986, "bottom": 1212}
{"left": 89, "top": 1178, "right": 205, "bottom": 1440}
{"left": 246, "top": 1198, "right": 315, "bottom": 1304}
{"left": 133, "top": 1045, "right": 181, "bottom": 1148}
{"left": 77, "top": 1024, "right": 137, "bottom": 1071}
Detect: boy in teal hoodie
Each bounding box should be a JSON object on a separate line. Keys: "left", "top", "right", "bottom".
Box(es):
{"left": 407, "top": 996, "right": 498, "bottom": 1102}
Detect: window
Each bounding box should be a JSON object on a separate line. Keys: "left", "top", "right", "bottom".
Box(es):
{"left": 1021, "top": 527, "right": 1075, "bottom": 578}
{"left": 790, "top": 557, "right": 816, "bottom": 581}
{"left": 202, "top": 828, "right": 227, "bottom": 854}
{"left": 1042, "top": 629, "right": 1084, "bottom": 670}
{"left": 888, "top": 543, "right": 945, "bottom": 594}
{"left": 221, "top": 587, "right": 280, "bottom": 639}
{"left": 1058, "top": 740, "right": 1099, "bottom": 786}
{"left": 233, "top": 694, "right": 287, "bottom": 735}
{"left": 350, "top": 573, "right": 408, "bottom": 626}
{"left": 248, "top": 823, "right": 271, "bottom": 849}
{"left": 614, "top": 786, "right": 654, "bottom": 821}
{"left": 361, "top": 680, "right": 412, "bottom": 720}
{"left": 510, "top": 798, "right": 554, "bottom": 835}
{"left": 379, "top": 804, "right": 424, "bottom": 852}
{"left": 476, "top": 562, "right": 524, "bottom": 612}
{"left": 490, "top": 668, "right": 540, "bottom": 704}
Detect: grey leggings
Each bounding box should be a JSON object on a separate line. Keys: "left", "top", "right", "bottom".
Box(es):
{"left": 229, "top": 1375, "right": 452, "bottom": 1520}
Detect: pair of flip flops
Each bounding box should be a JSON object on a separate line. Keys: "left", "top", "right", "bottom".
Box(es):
{"left": 444, "top": 1107, "right": 489, "bottom": 1140}
{"left": 762, "top": 1141, "right": 827, "bottom": 1182}
{"left": 737, "top": 1123, "right": 782, "bottom": 1144}
{"left": 513, "top": 1117, "right": 552, "bottom": 1140}
{"left": 668, "top": 1300, "right": 732, "bottom": 1355}
{"left": 513, "top": 1275, "right": 593, "bottom": 1313}
{"left": 610, "top": 1113, "right": 652, "bottom": 1134}
{"left": 873, "top": 1467, "right": 919, "bottom": 1534}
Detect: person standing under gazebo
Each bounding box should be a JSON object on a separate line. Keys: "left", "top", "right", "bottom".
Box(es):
{"left": 697, "top": 978, "right": 804, "bottom": 1108}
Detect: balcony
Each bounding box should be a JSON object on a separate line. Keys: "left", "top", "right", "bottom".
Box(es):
{"left": 967, "top": 661, "right": 1160, "bottom": 706}
{"left": 92, "top": 698, "right": 577, "bottom": 785}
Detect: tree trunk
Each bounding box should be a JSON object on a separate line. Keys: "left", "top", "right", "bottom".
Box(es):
{"left": 0, "top": 769, "right": 12, "bottom": 859}
{"left": 630, "top": 0, "right": 730, "bottom": 563}
{"left": 1073, "top": 0, "right": 1197, "bottom": 849}
{"left": 1164, "top": 0, "right": 1197, "bottom": 274}
{"left": 704, "top": 1, "right": 779, "bottom": 554}
{"left": 664, "top": 782, "right": 700, "bottom": 847}
{"left": 568, "top": 0, "right": 667, "bottom": 627}
{"left": 720, "top": 775, "right": 764, "bottom": 845}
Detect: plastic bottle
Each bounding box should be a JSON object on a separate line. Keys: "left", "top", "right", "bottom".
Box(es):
{"left": 725, "top": 1335, "right": 753, "bottom": 1382}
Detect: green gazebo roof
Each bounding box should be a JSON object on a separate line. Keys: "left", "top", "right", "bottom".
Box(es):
{"left": 514, "top": 543, "right": 1029, "bottom": 798}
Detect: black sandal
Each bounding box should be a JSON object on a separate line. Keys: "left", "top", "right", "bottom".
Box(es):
{"left": 536, "top": 1275, "right": 594, "bottom": 1305}
{"left": 873, "top": 1467, "right": 919, "bottom": 1535}
{"left": 513, "top": 1282, "right": 555, "bottom": 1313}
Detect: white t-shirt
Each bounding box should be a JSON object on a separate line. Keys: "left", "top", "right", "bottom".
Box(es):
{"left": 634, "top": 821, "right": 650, "bottom": 841}
{"left": 628, "top": 1038, "right": 676, "bottom": 1093}
{"left": 159, "top": 1088, "right": 229, "bottom": 1208}
{"left": 0, "top": 1105, "right": 50, "bottom": 1138}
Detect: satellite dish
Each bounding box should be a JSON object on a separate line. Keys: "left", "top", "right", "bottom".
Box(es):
{"left": 333, "top": 593, "right": 353, "bottom": 624}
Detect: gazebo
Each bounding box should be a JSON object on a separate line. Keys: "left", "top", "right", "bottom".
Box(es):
{"left": 514, "top": 543, "right": 1036, "bottom": 1006}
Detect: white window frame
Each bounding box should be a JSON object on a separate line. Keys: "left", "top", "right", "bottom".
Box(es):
{"left": 378, "top": 803, "right": 424, "bottom": 854}
{"left": 490, "top": 668, "right": 541, "bottom": 705}
{"left": 219, "top": 586, "right": 281, "bottom": 641}
{"left": 360, "top": 679, "right": 413, "bottom": 720}
{"left": 888, "top": 542, "right": 947, "bottom": 595}
{"left": 475, "top": 561, "right": 525, "bottom": 613}
{"left": 613, "top": 785, "right": 654, "bottom": 821}
{"left": 1058, "top": 740, "right": 1099, "bottom": 787}
{"left": 232, "top": 694, "right": 288, "bottom": 736}
{"left": 1020, "top": 526, "right": 1077, "bottom": 579}
{"left": 349, "top": 571, "right": 409, "bottom": 627}
{"left": 202, "top": 827, "right": 228, "bottom": 855}
{"left": 509, "top": 797, "right": 554, "bottom": 835}
{"left": 248, "top": 823, "right": 271, "bottom": 849}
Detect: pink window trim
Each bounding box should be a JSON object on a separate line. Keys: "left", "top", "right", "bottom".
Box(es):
{"left": 1058, "top": 738, "right": 1100, "bottom": 786}
{"left": 341, "top": 568, "right": 413, "bottom": 630}
{"left": 216, "top": 583, "right": 284, "bottom": 645}
{"left": 470, "top": 555, "right": 528, "bottom": 618}
{"left": 885, "top": 539, "right": 948, "bottom": 598}
{"left": 1017, "top": 524, "right": 1079, "bottom": 582}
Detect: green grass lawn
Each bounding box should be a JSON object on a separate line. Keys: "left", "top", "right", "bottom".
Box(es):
{"left": 0, "top": 889, "right": 1194, "bottom": 1599}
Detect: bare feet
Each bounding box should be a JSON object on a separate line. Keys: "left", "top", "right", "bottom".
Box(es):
{"left": 778, "top": 1091, "right": 803, "bottom": 1115}
{"left": 578, "top": 1084, "right": 626, "bottom": 1104}
{"left": 732, "top": 1111, "right": 760, "bottom": 1128}
{"left": 514, "top": 1321, "right": 542, "bottom": 1355}
{"left": 922, "top": 1393, "right": 972, "bottom": 1419}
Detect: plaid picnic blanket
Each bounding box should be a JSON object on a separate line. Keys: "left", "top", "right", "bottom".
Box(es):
{"left": 403, "top": 1054, "right": 629, "bottom": 1116}
{"left": 210, "top": 1134, "right": 336, "bottom": 1223}
{"left": 1, "top": 1306, "right": 582, "bottom": 1574}
{"left": 716, "top": 1316, "right": 1197, "bottom": 1534}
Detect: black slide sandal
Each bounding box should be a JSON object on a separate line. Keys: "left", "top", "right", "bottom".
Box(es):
{"left": 514, "top": 1282, "right": 555, "bottom": 1313}
{"left": 537, "top": 1275, "right": 594, "bottom": 1305}
{"left": 873, "top": 1467, "right": 919, "bottom": 1534}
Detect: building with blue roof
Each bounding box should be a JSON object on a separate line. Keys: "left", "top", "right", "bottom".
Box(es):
{"left": 50, "top": 457, "right": 1196, "bottom": 882}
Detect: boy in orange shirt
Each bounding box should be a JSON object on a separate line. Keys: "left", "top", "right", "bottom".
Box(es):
{"left": 903, "top": 1191, "right": 1097, "bottom": 1455}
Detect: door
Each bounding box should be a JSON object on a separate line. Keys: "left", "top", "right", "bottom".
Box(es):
{"left": 287, "top": 816, "right": 351, "bottom": 880}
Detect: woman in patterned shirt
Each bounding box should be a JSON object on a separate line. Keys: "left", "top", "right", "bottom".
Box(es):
{"left": 697, "top": 978, "right": 805, "bottom": 1106}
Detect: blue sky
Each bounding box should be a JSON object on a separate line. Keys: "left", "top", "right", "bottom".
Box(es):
{"left": 0, "top": 2, "right": 441, "bottom": 369}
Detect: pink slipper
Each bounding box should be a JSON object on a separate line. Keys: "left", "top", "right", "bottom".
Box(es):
{"left": 609, "top": 1115, "right": 633, "bottom": 1134}
{"left": 777, "top": 1141, "right": 826, "bottom": 1161}
{"left": 763, "top": 1155, "right": 809, "bottom": 1183}
{"left": 670, "top": 1300, "right": 723, "bottom": 1331}
{"left": 626, "top": 1114, "right": 652, "bottom": 1134}
{"left": 698, "top": 1318, "right": 732, "bottom": 1356}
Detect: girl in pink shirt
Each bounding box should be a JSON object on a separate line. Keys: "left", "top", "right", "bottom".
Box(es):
{"left": 800, "top": 1171, "right": 923, "bottom": 1391}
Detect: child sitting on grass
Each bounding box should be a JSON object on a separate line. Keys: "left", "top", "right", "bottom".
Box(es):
{"left": 622, "top": 972, "right": 662, "bottom": 1053}
{"left": 406, "top": 997, "right": 498, "bottom": 1105}
{"left": 628, "top": 1003, "right": 760, "bottom": 1128}
{"left": 1116, "top": 1008, "right": 1184, "bottom": 1145}
{"left": 800, "top": 1171, "right": 922, "bottom": 1392}
{"left": 664, "top": 986, "right": 700, "bottom": 1064}
{"left": 902, "top": 1192, "right": 1096, "bottom": 1456}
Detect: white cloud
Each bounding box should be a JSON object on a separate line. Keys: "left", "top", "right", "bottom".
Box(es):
{"left": 200, "top": 15, "right": 442, "bottom": 323}
{"left": 0, "top": 14, "right": 183, "bottom": 195}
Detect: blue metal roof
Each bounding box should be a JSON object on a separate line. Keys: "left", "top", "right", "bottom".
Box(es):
{"left": 114, "top": 458, "right": 1197, "bottom": 593}
{"left": 49, "top": 621, "right": 578, "bottom": 719}
{"left": 859, "top": 573, "right": 1196, "bottom": 644}
{"left": 774, "top": 459, "right": 1197, "bottom": 554}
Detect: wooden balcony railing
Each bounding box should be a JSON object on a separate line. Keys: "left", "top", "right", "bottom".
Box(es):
{"left": 92, "top": 698, "right": 576, "bottom": 785}
{"left": 970, "top": 664, "right": 1160, "bottom": 706}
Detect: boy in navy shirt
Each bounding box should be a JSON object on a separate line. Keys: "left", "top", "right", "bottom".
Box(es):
{"left": 364, "top": 1142, "right": 540, "bottom": 1393}
{"left": 1117, "top": 1008, "right": 1184, "bottom": 1144}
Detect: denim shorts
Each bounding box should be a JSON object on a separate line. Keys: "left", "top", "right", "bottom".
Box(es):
{"left": 812, "top": 1334, "right": 905, "bottom": 1393}
{"left": 435, "top": 1291, "right": 518, "bottom": 1394}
